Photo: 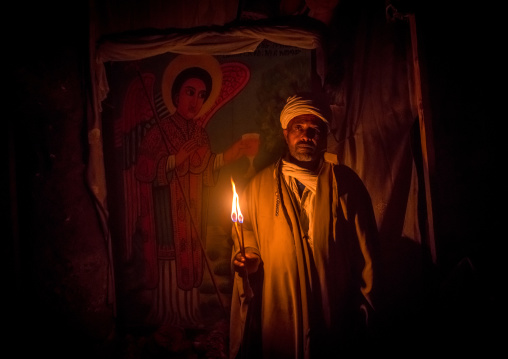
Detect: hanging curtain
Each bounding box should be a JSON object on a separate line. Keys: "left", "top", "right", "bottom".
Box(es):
{"left": 324, "top": 1, "right": 430, "bottom": 325}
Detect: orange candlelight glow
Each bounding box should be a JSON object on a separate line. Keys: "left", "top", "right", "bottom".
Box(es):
{"left": 231, "top": 178, "right": 243, "bottom": 224}
{"left": 231, "top": 178, "right": 245, "bottom": 257}
{"left": 230, "top": 178, "right": 253, "bottom": 299}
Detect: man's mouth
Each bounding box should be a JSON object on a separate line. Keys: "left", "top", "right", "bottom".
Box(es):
{"left": 296, "top": 142, "right": 315, "bottom": 151}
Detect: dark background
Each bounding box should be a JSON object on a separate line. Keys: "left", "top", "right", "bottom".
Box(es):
{"left": 7, "top": 0, "right": 500, "bottom": 357}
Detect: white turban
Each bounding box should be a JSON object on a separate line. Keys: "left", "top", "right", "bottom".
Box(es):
{"left": 279, "top": 95, "right": 329, "bottom": 129}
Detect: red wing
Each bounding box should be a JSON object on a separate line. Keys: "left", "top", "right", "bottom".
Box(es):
{"left": 199, "top": 62, "right": 251, "bottom": 128}
{"left": 114, "top": 73, "right": 156, "bottom": 263}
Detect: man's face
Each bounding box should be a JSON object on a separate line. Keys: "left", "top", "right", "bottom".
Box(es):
{"left": 283, "top": 114, "right": 327, "bottom": 162}
{"left": 175, "top": 78, "right": 207, "bottom": 119}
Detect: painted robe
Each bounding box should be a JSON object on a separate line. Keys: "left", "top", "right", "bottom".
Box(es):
{"left": 136, "top": 111, "right": 218, "bottom": 326}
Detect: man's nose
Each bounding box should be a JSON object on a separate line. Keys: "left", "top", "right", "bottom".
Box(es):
{"left": 302, "top": 128, "right": 316, "bottom": 140}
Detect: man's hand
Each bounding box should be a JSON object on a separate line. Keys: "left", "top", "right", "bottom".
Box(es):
{"left": 233, "top": 248, "right": 261, "bottom": 277}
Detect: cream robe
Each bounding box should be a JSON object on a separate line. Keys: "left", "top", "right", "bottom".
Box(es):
{"left": 229, "top": 153, "right": 379, "bottom": 359}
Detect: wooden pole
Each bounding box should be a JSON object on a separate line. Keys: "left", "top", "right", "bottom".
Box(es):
{"left": 409, "top": 13, "right": 437, "bottom": 264}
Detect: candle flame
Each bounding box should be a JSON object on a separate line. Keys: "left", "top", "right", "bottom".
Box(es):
{"left": 231, "top": 178, "right": 243, "bottom": 223}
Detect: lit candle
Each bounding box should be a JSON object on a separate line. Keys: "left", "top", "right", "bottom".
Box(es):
{"left": 231, "top": 178, "right": 245, "bottom": 258}
{"left": 231, "top": 177, "right": 254, "bottom": 299}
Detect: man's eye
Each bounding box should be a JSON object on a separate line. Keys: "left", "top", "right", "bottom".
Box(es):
{"left": 309, "top": 126, "right": 321, "bottom": 134}
{"left": 185, "top": 88, "right": 196, "bottom": 96}
{"left": 198, "top": 91, "right": 207, "bottom": 99}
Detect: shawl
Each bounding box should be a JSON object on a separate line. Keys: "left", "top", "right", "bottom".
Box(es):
{"left": 229, "top": 153, "right": 378, "bottom": 359}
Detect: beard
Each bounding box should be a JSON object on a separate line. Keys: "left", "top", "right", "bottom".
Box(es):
{"left": 289, "top": 142, "right": 319, "bottom": 162}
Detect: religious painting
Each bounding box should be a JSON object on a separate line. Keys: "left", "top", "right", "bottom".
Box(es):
{"left": 101, "top": 40, "right": 315, "bottom": 341}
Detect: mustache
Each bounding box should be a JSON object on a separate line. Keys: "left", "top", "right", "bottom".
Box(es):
{"left": 296, "top": 140, "right": 315, "bottom": 147}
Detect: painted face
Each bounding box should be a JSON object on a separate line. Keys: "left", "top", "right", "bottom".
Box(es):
{"left": 175, "top": 78, "right": 208, "bottom": 120}
{"left": 283, "top": 114, "right": 327, "bottom": 162}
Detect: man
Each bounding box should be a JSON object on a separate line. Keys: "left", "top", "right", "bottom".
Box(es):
{"left": 229, "top": 93, "right": 380, "bottom": 358}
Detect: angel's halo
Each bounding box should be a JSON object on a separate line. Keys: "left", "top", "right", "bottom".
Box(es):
{"left": 162, "top": 54, "right": 223, "bottom": 119}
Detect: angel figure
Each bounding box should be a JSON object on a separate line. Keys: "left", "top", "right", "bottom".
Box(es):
{"left": 116, "top": 54, "right": 255, "bottom": 333}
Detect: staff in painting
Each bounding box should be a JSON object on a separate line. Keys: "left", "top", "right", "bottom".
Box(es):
{"left": 136, "top": 69, "right": 228, "bottom": 318}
